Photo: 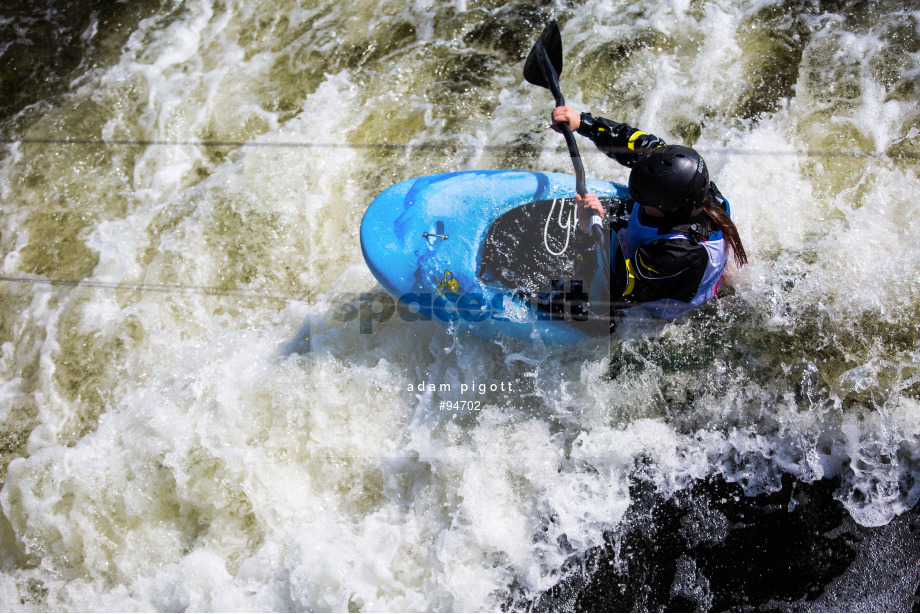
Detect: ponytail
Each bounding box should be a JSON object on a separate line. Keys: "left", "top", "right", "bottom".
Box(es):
{"left": 701, "top": 194, "right": 747, "bottom": 268}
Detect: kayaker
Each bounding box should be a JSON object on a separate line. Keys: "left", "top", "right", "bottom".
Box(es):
{"left": 551, "top": 105, "right": 747, "bottom": 319}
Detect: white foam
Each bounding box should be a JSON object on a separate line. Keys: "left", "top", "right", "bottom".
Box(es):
{"left": 1, "top": 0, "right": 919, "bottom": 610}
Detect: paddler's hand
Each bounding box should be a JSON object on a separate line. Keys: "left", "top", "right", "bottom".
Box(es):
{"left": 575, "top": 192, "right": 604, "bottom": 234}
{"left": 552, "top": 106, "right": 581, "bottom": 133}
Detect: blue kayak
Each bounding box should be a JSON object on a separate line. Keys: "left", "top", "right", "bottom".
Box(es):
{"left": 360, "top": 170, "right": 630, "bottom": 343}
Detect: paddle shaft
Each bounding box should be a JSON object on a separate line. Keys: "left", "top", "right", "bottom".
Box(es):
{"left": 526, "top": 21, "right": 611, "bottom": 294}
{"left": 535, "top": 47, "right": 587, "bottom": 198}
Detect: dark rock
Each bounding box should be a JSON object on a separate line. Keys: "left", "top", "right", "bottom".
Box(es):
{"left": 512, "top": 474, "right": 920, "bottom": 612}
{"left": 462, "top": 4, "right": 554, "bottom": 64}
{"left": 0, "top": 0, "right": 159, "bottom": 124}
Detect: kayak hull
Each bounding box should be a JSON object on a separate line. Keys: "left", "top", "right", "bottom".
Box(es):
{"left": 359, "top": 170, "right": 630, "bottom": 343}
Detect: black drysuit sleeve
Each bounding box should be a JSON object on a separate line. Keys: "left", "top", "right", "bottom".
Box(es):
{"left": 577, "top": 113, "right": 668, "bottom": 168}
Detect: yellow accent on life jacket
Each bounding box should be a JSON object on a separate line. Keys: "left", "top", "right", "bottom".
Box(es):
{"left": 638, "top": 252, "right": 660, "bottom": 275}
{"left": 623, "top": 259, "right": 637, "bottom": 296}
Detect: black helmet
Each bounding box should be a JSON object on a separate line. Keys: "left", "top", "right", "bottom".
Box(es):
{"left": 628, "top": 145, "right": 709, "bottom": 213}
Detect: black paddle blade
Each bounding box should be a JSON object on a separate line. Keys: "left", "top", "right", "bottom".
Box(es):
{"left": 523, "top": 20, "right": 563, "bottom": 88}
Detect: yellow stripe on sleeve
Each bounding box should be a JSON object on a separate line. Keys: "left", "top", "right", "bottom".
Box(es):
{"left": 627, "top": 131, "right": 646, "bottom": 151}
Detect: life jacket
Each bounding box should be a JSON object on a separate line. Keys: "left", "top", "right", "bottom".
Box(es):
{"left": 611, "top": 198, "right": 731, "bottom": 319}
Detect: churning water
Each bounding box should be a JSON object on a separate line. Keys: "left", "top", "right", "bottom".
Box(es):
{"left": 1, "top": 0, "right": 919, "bottom": 610}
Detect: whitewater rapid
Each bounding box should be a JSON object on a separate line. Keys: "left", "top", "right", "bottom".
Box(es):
{"left": 1, "top": 0, "right": 919, "bottom": 610}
